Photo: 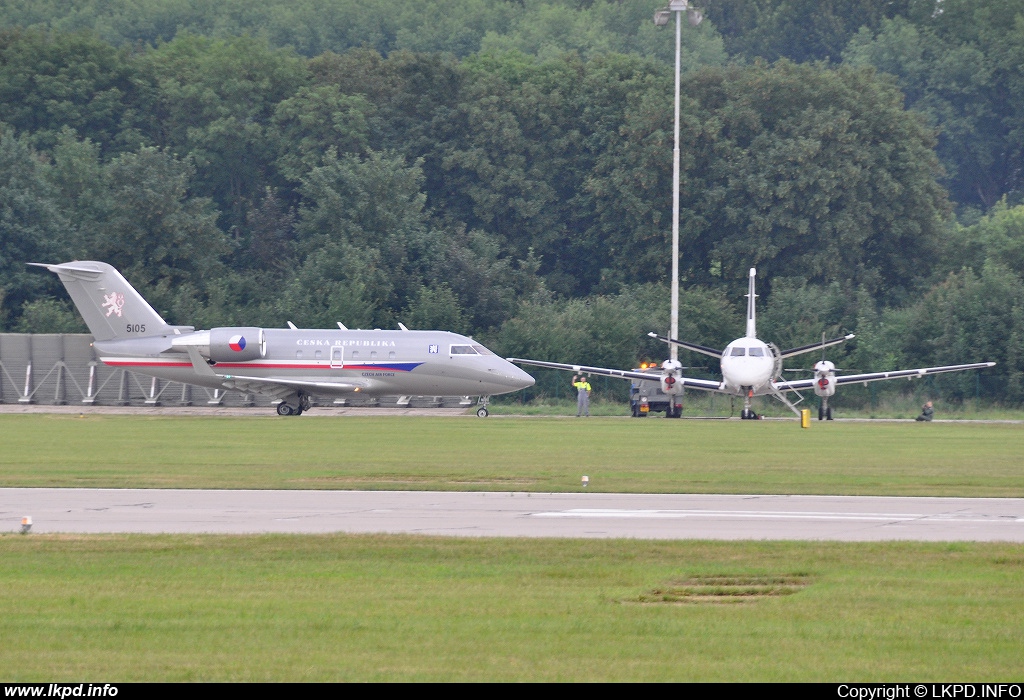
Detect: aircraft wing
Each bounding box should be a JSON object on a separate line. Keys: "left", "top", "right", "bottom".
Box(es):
{"left": 507, "top": 358, "right": 723, "bottom": 391}
{"left": 182, "top": 347, "right": 365, "bottom": 400}
{"left": 774, "top": 362, "right": 996, "bottom": 392}
{"left": 217, "top": 375, "right": 366, "bottom": 400}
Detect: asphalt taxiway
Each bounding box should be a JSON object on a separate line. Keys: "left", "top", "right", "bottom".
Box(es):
{"left": 3, "top": 489, "right": 1024, "bottom": 541}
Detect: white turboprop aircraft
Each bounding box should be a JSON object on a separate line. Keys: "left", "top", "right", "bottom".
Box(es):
{"left": 510, "top": 268, "right": 995, "bottom": 420}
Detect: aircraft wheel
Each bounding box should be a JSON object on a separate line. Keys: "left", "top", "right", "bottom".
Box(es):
{"left": 277, "top": 403, "right": 294, "bottom": 416}
{"left": 299, "top": 395, "right": 311, "bottom": 412}
{"left": 476, "top": 407, "right": 489, "bottom": 418}
{"left": 295, "top": 405, "right": 304, "bottom": 416}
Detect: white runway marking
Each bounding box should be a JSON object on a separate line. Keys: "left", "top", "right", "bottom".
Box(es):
{"left": 533, "top": 508, "right": 1022, "bottom": 523}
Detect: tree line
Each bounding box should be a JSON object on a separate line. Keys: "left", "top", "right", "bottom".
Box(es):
{"left": 1, "top": 1, "right": 1023, "bottom": 403}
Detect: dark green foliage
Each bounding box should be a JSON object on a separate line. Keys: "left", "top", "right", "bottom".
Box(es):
{"left": 0, "top": 131, "right": 73, "bottom": 325}
{"left": 896, "top": 265, "right": 1024, "bottom": 402}
{"left": 493, "top": 284, "right": 741, "bottom": 372}
{"left": 843, "top": 8, "right": 1023, "bottom": 210}
{"left": 14, "top": 298, "right": 87, "bottom": 333}
{"left": 707, "top": 0, "right": 915, "bottom": 64}
{"left": 139, "top": 34, "right": 309, "bottom": 232}
{"left": 0, "top": 7, "right": 1020, "bottom": 403}
{"left": 676, "top": 61, "right": 948, "bottom": 301}
{"left": 757, "top": 278, "right": 859, "bottom": 353}
{"left": 0, "top": 28, "right": 147, "bottom": 155}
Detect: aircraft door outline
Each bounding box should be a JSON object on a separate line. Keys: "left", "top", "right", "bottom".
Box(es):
{"left": 331, "top": 346, "right": 344, "bottom": 369}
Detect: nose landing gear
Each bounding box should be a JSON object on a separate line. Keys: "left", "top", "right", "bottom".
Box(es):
{"left": 818, "top": 398, "right": 833, "bottom": 420}
{"left": 740, "top": 388, "right": 759, "bottom": 419}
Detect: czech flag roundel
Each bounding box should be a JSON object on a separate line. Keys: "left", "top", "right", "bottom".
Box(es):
{"left": 228, "top": 335, "right": 246, "bottom": 352}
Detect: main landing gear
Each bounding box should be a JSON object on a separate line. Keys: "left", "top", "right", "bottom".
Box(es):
{"left": 276, "top": 393, "right": 311, "bottom": 416}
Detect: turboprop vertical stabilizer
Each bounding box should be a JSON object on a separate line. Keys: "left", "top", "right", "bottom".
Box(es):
{"left": 745, "top": 267, "right": 757, "bottom": 338}
{"left": 28, "top": 261, "right": 182, "bottom": 341}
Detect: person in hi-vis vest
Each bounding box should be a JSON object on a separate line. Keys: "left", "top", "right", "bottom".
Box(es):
{"left": 572, "top": 374, "right": 592, "bottom": 417}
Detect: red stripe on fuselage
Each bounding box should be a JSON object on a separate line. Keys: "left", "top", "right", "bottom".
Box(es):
{"left": 100, "top": 359, "right": 418, "bottom": 371}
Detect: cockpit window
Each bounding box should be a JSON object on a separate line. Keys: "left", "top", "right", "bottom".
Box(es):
{"left": 450, "top": 345, "right": 480, "bottom": 355}
{"left": 472, "top": 345, "right": 495, "bottom": 356}
{"left": 730, "top": 347, "right": 746, "bottom": 356}
{"left": 748, "top": 347, "right": 764, "bottom": 357}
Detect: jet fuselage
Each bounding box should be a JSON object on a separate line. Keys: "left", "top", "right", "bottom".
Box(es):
{"left": 96, "top": 328, "right": 534, "bottom": 398}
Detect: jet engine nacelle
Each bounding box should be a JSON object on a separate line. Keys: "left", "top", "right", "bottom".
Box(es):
{"left": 660, "top": 359, "right": 684, "bottom": 395}
{"left": 208, "top": 327, "right": 267, "bottom": 362}
{"left": 812, "top": 360, "right": 837, "bottom": 397}
{"left": 173, "top": 327, "right": 267, "bottom": 362}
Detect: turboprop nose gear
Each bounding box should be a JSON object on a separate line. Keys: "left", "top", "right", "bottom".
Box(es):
{"left": 740, "top": 388, "right": 758, "bottom": 419}
{"left": 818, "top": 398, "right": 833, "bottom": 421}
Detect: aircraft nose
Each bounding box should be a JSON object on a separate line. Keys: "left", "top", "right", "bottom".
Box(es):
{"left": 490, "top": 361, "right": 535, "bottom": 389}
{"left": 511, "top": 364, "right": 536, "bottom": 389}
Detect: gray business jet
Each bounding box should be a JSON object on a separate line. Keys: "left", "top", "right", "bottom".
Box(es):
{"left": 32, "top": 261, "right": 534, "bottom": 416}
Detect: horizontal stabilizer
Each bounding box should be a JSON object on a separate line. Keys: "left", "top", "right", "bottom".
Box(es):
{"left": 647, "top": 332, "right": 723, "bottom": 359}
{"left": 778, "top": 333, "right": 855, "bottom": 359}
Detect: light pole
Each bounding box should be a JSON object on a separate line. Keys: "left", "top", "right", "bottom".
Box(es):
{"left": 654, "top": 1, "right": 702, "bottom": 362}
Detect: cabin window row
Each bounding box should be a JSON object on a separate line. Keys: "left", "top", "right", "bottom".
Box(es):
{"left": 292, "top": 345, "right": 494, "bottom": 359}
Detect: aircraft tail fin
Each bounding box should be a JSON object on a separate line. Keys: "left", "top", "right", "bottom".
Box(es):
{"left": 29, "top": 261, "right": 182, "bottom": 341}
{"left": 745, "top": 267, "right": 757, "bottom": 338}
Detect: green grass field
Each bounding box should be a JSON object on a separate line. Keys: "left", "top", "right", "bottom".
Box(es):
{"left": 3, "top": 413, "right": 1023, "bottom": 681}
{"left": 494, "top": 393, "right": 1024, "bottom": 420}
{"left": 1, "top": 414, "right": 1022, "bottom": 496}
{"left": 2, "top": 534, "right": 1023, "bottom": 681}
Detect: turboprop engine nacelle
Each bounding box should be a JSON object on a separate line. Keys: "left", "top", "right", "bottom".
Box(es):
{"left": 172, "top": 327, "right": 267, "bottom": 362}
{"left": 660, "top": 359, "right": 684, "bottom": 395}
{"left": 812, "top": 360, "right": 837, "bottom": 397}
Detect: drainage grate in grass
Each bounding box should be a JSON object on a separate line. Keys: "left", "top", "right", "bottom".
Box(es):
{"left": 635, "top": 574, "right": 811, "bottom": 604}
